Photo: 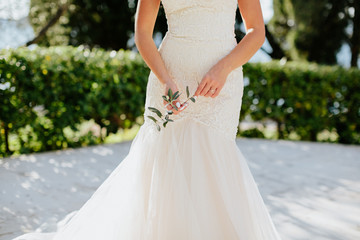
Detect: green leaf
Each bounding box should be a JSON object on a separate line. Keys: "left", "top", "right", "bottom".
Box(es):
{"left": 156, "top": 124, "right": 161, "bottom": 131}
{"left": 148, "top": 107, "right": 162, "bottom": 118}
{"left": 186, "top": 86, "right": 190, "bottom": 98}
{"left": 190, "top": 97, "right": 196, "bottom": 103}
{"left": 167, "top": 110, "right": 173, "bottom": 115}
{"left": 147, "top": 115, "right": 157, "bottom": 123}
{"left": 163, "top": 121, "right": 168, "bottom": 128}
{"left": 167, "top": 119, "right": 174, "bottom": 122}
{"left": 172, "top": 103, "right": 178, "bottom": 111}
{"left": 168, "top": 88, "right": 173, "bottom": 100}
{"left": 173, "top": 91, "right": 180, "bottom": 100}
{"left": 162, "top": 95, "right": 169, "bottom": 102}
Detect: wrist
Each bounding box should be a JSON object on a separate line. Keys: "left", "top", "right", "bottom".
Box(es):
{"left": 162, "top": 77, "right": 175, "bottom": 86}
{"left": 218, "top": 58, "right": 234, "bottom": 75}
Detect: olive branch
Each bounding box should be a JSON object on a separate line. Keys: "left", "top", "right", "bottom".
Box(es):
{"left": 147, "top": 85, "right": 198, "bottom": 131}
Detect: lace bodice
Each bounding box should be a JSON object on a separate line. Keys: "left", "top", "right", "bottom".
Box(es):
{"left": 143, "top": 0, "right": 244, "bottom": 141}
{"left": 162, "top": 0, "right": 237, "bottom": 41}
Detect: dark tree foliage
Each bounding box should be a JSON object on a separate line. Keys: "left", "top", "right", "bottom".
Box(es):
{"left": 29, "top": 0, "right": 358, "bottom": 66}
{"left": 347, "top": 0, "right": 360, "bottom": 67}
{"left": 293, "top": 0, "right": 348, "bottom": 64}
{"left": 29, "top": 0, "right": 71, "bottom": 46}
{"left": 269, "top": 0, "right": 353, "bottom": 65}
{"left": 29, "top": 0, "right": 245, "bottom": 50}
{"left": 67, "top": 0, "right": 135, "bottom": 50}
{"left": 29, "top": 0, "right": 167, "bottom": 50}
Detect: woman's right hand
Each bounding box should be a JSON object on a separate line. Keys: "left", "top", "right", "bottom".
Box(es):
{"left": 163, "top": 80, "right": 188, "bottom": 115}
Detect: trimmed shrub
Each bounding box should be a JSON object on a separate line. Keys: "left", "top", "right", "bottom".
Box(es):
{"left": 0, "top": 46, "right": 149, "bottom": 156}
{"left": 242, "top": 61, "right": 360, "bottom": 143}
{"left": 1, "top": 46, "right": 359, "bottom": 156}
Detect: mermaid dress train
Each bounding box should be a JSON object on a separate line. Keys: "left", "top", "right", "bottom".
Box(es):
{"left": 13, "top": 0, "right": 282, "bottom": 239}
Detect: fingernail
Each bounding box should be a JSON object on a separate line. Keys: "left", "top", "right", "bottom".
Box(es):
{"left": 176, "top": 102, "right": 180, "bottom": 108}
{"left": 179, "top": 105, "right": 185, "bottom": 110}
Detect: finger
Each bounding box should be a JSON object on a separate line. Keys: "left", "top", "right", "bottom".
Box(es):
{"left": 163, "top": 100, "right": 173, "bottom": 111}
{"left": 211, "top": 88, "right": 221, "bottom": 98}
{"left": 179, "top": 102, "right": 188, "bottom": 111}
{"left": 171, "top": 100, "right": 182, "bottom": 115}
{"left": 174, "top": 100, "right": 181, "bottom": 110}
{"left": 174, "top": 100, "right": 190, "bottom": 114}
{"left": 204, "top": 87, "right": 215, "bottom": 97}
{"left": 199, "top": 82, "right": 211, "bottom": 96}
{"left": 194, "top": 80, "right": 207, "bottom": 96}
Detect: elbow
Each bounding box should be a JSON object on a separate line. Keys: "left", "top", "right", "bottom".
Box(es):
{"left": 134, "top": 32, "right": 141, "bottom": 48}
{"left": 246, "top": 25, "right": 266, "bottom": 49}
{"left": 257, "top": 25, "right": 266, "bottom": 48}
{"left": 134, "top": 27, "right": 144, "bottom": 48}
{"left": 134, "top": 30, "right": 151, "bottom": 49}
{"left": 253, "top": 25, "right": 266, "bottom": 51}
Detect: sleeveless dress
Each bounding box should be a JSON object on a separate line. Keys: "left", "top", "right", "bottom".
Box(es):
{"left": 13, "top": 0, "right": 282, "bottom": 239}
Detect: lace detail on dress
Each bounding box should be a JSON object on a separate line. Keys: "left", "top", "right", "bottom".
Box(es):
{"left": 12, "top": 1, "right": 282, "bottom": 239}
{"left": 143, "top": 0, "right": 244, "bottom": 141}
{"left": 144, "top": 66, "right": 243, "bottom": 141}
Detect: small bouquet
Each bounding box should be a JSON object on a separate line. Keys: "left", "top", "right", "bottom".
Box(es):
{"left": 147, "top": 85, "right": 197, "bottom": 131}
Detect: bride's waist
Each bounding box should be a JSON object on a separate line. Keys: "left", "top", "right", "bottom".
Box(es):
{"left": 158, "top": 33, "right": 237, "bottom": 71}
{"left": 164, "top": 31, "right": 236, "bottom": 43}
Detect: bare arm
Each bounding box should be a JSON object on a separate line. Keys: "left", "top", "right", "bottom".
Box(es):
{"left": 134, "top": 0, "right": 185, "bottom": 114}
{"left": 219, "top": 0, "right": 266, "bottom": 72}
{"left": 134, "top": 0, "right": 171, "bottom": 85}
{"left": 195, "top": 0, "right": 265, "bottom": 98}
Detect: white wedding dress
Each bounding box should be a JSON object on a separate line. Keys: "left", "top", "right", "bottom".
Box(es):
{"left": 13, "top": 0, "right": 282, "bottom": 239}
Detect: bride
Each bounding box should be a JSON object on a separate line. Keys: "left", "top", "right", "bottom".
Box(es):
{"left": 14, "top": 0, "right": 282, "bottom": 239}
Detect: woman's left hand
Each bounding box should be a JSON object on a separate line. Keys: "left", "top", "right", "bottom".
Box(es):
{"left": 194, "top": 62, "right": 230, "bottom": 98}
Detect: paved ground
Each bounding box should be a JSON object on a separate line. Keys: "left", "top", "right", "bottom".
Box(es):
{"left": 1, "top": 138, "right": 359, "bottom": 240}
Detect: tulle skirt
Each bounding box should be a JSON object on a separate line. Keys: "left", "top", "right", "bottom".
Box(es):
{"left": 13, "top": 117, "right": 281, "bottom": 240}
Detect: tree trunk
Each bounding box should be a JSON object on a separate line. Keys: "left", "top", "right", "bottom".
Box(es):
{"left": 350, "top": 1, "right": 360, "bottom": 67}
{"left": 4, "top": 124, "right": 10, "bottom": 154}
{"left": 277, "top": 121, "right": 284, "bottom": 139}
{"left": 25, "top": 4, "right": 69, "bottom": 47}
{"left": 265, "top": 25, "right": 287, "bottom": 60}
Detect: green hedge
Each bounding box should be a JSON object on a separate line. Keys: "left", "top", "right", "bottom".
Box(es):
{"left": 242, "top": 61, "right": 360, "bottom": 143}
{"left": 0, "top": 46, "right": 359, "bottom": 157}
{"left": 0, "top": 46, "right": 149, "bottom": 156}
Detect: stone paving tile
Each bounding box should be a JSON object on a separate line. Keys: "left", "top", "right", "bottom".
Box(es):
{"left": 1, "top": 138, "right": 359, "bottom": 240}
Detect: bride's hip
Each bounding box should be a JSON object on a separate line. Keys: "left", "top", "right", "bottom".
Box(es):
{"left": 146, "top": 67, "right": 243, "bottom": 112}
